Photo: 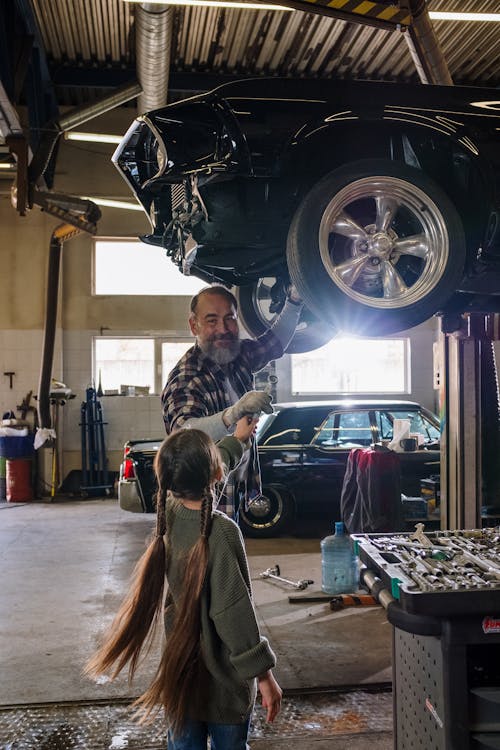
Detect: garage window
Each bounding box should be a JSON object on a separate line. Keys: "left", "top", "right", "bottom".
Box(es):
{"left": 291, "top": 336, "right": 408, "bottom": 395}
{"left": 161, "top": 341, "right": 193, "bottom": 384}
{"left": 93, "top": 238, "right": 206, "bottom": 295}
{"left": 94, "top": 338, "right": 192, "bottom": 395}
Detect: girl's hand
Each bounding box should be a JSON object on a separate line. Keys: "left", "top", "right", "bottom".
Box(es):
{"left": 258, "top": 670, "right": 282, "bottom": 723}
{"left": 234, "top": 415, "right": 259, "bottom": 445}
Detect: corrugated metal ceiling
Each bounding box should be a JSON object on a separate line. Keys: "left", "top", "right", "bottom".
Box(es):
{"left": 31, "top": 0, "right": 500, "bottom": 107}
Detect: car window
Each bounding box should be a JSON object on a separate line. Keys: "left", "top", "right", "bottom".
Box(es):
{"left": 255, "top": 412, "right": 277, "bottom": 441}
{"left": 258, "top": 408, "right": 320, "bottom": 446}
{"left": 376, "top": 409, "right": 440, "bottom": 444}
{"left": 314, "top": 410, "right": 373, "bottom": 448}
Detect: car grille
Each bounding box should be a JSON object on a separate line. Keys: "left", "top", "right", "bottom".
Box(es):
{"left": 171, "top": 183, "right": 186, "bottom": 214}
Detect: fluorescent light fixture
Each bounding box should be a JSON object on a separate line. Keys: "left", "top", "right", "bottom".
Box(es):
{"left": 123, "top": 0, "right": 292, "bottom": 9}
{"left": 429, "top": 12, "right": 500, "bottom": 22}
{"left": 81, "top": 196, "right": 143, "bottom": 211}
{"left": 0, "top": 162, "right": 15, "bottom": 169}
{"left": 65, "top": 132, "right": 123, "bottom": 144}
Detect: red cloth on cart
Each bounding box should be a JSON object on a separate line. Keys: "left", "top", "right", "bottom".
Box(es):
{"left": 340, "top": 448, "right": 402, "bottom": 534}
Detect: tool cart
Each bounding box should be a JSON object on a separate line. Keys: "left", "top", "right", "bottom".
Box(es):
{"left": 352, "top": 527, "right": 500, "bottom": 750}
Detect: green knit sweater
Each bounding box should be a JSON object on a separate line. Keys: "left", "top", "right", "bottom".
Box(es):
{"left": 163, "top": 438, "right": 276, "bottom": 724}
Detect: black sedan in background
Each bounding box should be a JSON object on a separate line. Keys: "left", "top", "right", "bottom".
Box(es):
{"left": 241, "top": 399, "right": 440, "bottom": 536}
{"left": 118, "top": 399, "right": 440, "bottom": 538}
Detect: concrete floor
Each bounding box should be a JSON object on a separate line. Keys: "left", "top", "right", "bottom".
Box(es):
{"left": 0, "top": 498, "right": 394, "bottom": 749}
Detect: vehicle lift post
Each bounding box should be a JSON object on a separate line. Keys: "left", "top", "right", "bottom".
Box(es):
{"left": 437, "top": 311, "right": 500, "bottom": 530}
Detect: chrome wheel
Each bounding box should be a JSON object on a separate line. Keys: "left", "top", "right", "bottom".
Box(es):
{"left": 319, "top": 177, "right": 449, "bottom": 309}
{"left": 239, "top": 485, "right": 294, "bottom": 538}
{"left": 287, "top": 159, "right": 466, "bottom": 335}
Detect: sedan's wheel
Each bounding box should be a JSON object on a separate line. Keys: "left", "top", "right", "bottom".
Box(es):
{"left": 287, "top": 159, "right": 466, "bottom": 335}
{"left": 235, "top": 278, "right": 335, "bottom": 354}
{"left": 239, "top": 485, "right": 295, "bottom": 538}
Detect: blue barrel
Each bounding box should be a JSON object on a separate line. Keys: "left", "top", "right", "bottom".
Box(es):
{"left": 0, "top": 434, "right": 35, "bottom": 459}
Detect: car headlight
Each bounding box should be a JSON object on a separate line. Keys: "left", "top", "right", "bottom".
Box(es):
{"left": 138, "top": 117, "right": 169, "bottom": 184}
{"left": 149, "top": 199, "right": 158, "bottom": 229}
{"left": 156, "top": 143, "right": 166, "bottom": 174}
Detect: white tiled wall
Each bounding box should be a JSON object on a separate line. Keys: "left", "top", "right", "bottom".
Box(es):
{"left": 62, "top": 392, "right": 164, "bottom": 453}
{"left": 0, "top": 329, "right": 62, "bottom": 421}
{"left": 60, "top": 330, "right": 165, "bottom": 477}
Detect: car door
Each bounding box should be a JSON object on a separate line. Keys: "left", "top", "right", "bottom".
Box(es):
{"left": 258, "top": 408, "right": 308, "bottom": 495}
{"left": 258, "top": 406, "right": 330, "bottom": 505}
{"left": 302, "top": 408, "right": 376, "bottom": 518}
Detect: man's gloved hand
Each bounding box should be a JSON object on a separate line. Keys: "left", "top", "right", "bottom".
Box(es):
{"left": 223, "top": 390, "right": 273, "bottom": 427}
{"left": 286, "top": 283, "right": 303, "bottom": 305}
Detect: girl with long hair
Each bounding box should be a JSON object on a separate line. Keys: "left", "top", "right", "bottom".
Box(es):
{"left": 85, "top": 418, "right": 282, "bottom": 749}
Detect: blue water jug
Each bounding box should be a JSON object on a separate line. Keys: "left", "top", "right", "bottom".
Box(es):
{"left": 321, "top": 521, "right": 358, "bottom": 595}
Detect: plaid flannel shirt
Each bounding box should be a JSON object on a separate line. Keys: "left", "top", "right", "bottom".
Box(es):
{"left": 161, "top": 329, "right": 283, "bottom": 517}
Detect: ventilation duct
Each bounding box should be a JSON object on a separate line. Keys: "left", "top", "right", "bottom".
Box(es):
{"left": 136, "top": 3, "right": 173, "bottom": 113}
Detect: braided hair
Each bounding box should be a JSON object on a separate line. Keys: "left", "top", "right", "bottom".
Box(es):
{"left": 84, "top": 429, "right": 223, "bottom": 732}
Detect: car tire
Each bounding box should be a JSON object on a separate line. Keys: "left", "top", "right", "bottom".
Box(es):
{"left": 287, "top": 159, "right": 467, "bottom": 335}
{"left": 239, "top": 484, "right": 295, "bottom": 538}
{"left": 235, "top": 279, "right": 335, "bottom": 354}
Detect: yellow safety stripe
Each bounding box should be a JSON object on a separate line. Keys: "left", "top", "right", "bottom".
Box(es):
{"left": 353, "top": 1, "right": 377, "bottom": 13}
{"left": 301, "top": 0, "right": 412, "bottom": 27}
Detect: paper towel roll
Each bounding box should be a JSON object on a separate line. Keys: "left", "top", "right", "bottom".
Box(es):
{"left": 388, "top": 419, "right": 411, "bottom": 452}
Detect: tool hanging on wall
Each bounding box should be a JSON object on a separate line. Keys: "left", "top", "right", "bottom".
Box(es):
{"left": 80, "top": 386, "right": 113, "bottom": 497}
{"left": 17, "top": 391, "right": 38, "bottom": 428}
{"left": 4, "top": 372, "right": 15, "bottom": 389}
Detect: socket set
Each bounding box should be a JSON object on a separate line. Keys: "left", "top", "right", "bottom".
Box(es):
{"left": 352, "top": 524, "right": 500, "bottom": 617}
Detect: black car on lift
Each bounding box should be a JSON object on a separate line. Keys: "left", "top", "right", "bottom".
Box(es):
{"left": 118, "top": 399, "right": 440, "bottom": 538}
{"left": 112, "top": 76, "right": 500, "bottom": 352}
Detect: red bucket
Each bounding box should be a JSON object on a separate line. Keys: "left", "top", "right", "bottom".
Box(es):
{"left": 6, "top": 458, "right": 33, "bottom": 502}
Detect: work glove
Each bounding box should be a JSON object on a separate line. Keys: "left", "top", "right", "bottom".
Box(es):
{"left": 286, "top": 283, "right": 303, "bottom": 306}
{"left": 224, "top": 390, "right": 273, "bottom": 427}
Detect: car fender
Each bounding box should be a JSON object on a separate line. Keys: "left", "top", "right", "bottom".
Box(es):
{"left": 277, "top": 118, "right": 494, "bottom": 255}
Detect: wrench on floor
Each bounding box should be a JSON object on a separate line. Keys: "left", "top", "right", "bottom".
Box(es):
{"left": 259, "top": 564, "right": 314, "bottom": 590}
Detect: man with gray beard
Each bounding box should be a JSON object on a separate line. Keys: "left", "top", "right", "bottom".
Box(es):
{"left": 161, "top": 284, "right": 303, "bottom": 518}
